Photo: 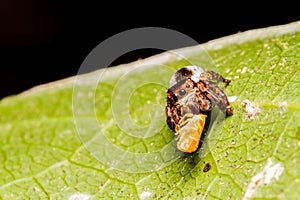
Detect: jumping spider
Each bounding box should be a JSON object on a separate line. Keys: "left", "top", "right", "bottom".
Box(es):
{"left": 165, "top": 66, "right": 233, "bottom": 153}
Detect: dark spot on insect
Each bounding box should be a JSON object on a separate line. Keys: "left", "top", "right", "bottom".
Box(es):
{"left": 186, "top": 84, "right": 190, "bottom": 88}
{"left": 179, "top": 89, "right": 186, "bottom": 96}
{"left": 172, "top": 93, "right": 178, "bottom": 100}
{"left": 203, "top": 163, "right": 211, "bottom": 172}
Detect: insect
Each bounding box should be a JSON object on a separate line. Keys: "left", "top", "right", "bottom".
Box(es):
{"left": 165, "top": 66, "right": 233, "bottom": 153}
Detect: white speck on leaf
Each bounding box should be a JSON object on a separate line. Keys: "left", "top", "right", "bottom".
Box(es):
{"left": 68, "top": 193, "right": 90, "bottom": 200}
{"left": 228, "top": 96, "right": 238, "bottom": 103}
{"left": 279, "top": 101, "right": 287, "bottom": 113}
{"left": 269, "top": 65, "right": 276, "bottom": 70}
{"left": 231, "top": 140, "right": 236, "bottom": 145}
{"left": 241, "top": 66, "right": 248, "bottom": 74}
{"left": 242, "top": 99, "right": 261, "bottom": 119}
{"left": 139, "top": 189, "right": 153, "bottom": 200}
{"left": 243, "top": 158, "right": 284, "bottom": 200}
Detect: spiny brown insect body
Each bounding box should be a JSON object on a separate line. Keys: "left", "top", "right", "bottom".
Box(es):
{"left": 165, "top": 66, "right": 233, "bottom": 153}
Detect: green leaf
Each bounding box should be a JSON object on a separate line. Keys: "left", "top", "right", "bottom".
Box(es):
{"left": 1, "top": 21, "right": 300, "bottom": 199}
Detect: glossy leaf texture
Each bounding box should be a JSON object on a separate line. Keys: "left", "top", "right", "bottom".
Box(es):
{"left": 0, "top": 22, "right": 300, "bottom": 199}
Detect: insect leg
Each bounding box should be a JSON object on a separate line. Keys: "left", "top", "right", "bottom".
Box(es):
{"left": 200, "top": 71, "right": 231, "bottom": 86}
{"left": 209, "top": 85, "right": 233, "bottom": 116}
{"left": 198, "top": 82, "right": 233, "bottom": 116}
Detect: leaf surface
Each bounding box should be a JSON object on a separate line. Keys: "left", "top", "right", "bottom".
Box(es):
{"left": 1, "top": 22, "right": 300, "bottom": 199}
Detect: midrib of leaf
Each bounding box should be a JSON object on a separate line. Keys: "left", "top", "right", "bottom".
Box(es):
{"left": 230, "top": 102, "right": 300, "bottom": 110}
{"left": 260, "top": 102, "right": 300, "bottom": 110}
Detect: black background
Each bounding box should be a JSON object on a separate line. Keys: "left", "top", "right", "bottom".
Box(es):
{"left": 1, "top": 1, "right": 299, "bottom": 99}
